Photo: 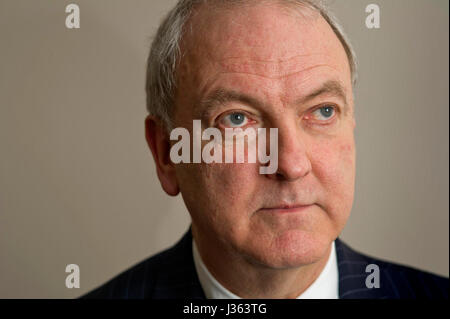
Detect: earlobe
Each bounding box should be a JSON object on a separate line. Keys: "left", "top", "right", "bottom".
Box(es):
{"left": 145, "top": 116, "right": 180, "bottom": 196}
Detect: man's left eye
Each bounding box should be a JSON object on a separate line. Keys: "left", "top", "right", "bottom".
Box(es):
{"left": 220, "top": 112, "right": 249, "bottom": 128}
{"left": 311, "top": 105, "right": 336, "bottom": 121}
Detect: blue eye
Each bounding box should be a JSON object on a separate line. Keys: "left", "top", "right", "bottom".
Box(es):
{"left": 221, "top": 112, "right": 249, "bottom": 127}
{"left": 230, "top": 113, "right": 245, "bottom": 125}
{"left": 312, "top": 106, "right": 336, "bottom": 121}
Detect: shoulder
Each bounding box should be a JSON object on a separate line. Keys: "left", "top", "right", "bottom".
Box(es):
{"left": 79, "top": 229, "right": 205, "bottom": 299}
{"left": 336, "top": 238, "right": 449, "bottom": 299}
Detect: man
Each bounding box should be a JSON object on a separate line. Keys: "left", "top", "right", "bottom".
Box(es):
{"left": 82, "top": 0, "right": 448, "bottom": 299}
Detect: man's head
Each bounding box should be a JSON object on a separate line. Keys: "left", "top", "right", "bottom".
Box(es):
{"left": 145, "top": 0, "right": 357, "bottom": 270}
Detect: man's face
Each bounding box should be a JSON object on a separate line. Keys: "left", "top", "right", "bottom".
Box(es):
{"left": 172, "top": 3, "right": 356, "bottom": 268}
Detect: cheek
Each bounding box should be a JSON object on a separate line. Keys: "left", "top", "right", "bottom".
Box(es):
{"left": 311, "top": 137, "right": 356, "bottom": 215}
{"left": 184, "top": 162, "right": 263, "bottom": 243}
{"left": 178, "top": 161, "right": 260, "bottom": 221}
{"left": 202, "top": 162, "right": 258, "bottom": 207}
{"left": 194, "top": 137, "right": 261, "bottom": 208}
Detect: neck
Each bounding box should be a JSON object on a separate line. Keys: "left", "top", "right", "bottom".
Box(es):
{"left": 192, "top": 226, "right": 333, "bottom": 299}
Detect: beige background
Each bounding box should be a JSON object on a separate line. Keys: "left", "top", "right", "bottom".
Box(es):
{"left": 0, "top": 0, "right": 448, "bottom": 298}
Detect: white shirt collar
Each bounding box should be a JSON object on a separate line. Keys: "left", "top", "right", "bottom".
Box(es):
{"left": 192, "top": 238, "right": 339, "bottom": 299}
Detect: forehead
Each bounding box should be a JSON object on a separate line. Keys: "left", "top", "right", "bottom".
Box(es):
{"left": 176, "top": 1, "right": 352, "bottom": 113}
{"left": 181, "top": 2, "right": 349, "bottom": 75}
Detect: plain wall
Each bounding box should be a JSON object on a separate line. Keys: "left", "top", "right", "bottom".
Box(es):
{"left": 0, "top": 0, "right": 448, "bottom": 298}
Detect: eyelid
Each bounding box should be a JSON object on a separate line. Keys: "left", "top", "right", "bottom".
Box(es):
{"left": 215, "top": 110, "right": 258, "bottom": 128}
{"left": 305, "top": 103, "right": 339, "bottom": 123}
{"left": 312, "top": 103, "right": 339, "bottom": 112}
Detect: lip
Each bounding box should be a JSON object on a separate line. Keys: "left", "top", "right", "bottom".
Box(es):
{"left": 259, "top": 204, "right": 314, "bottom": 214}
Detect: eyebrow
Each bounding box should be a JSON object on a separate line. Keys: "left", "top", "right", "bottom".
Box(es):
{"left": 298, "top": 80, "right": 349, "bottom": 114}
{"left": 198, "top": 79, "right": 349, "bottom": 120}
{"left": 199, "top": 89, "right": 265, "bottom": 121}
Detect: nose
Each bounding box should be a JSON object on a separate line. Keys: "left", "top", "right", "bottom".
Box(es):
{"left": 265, "top": 126, "right": 312, "bottom": 182}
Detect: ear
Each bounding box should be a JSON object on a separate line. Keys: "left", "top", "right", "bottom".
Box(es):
{"left": 145, "top": 115, "right": 179, "bottom": 196}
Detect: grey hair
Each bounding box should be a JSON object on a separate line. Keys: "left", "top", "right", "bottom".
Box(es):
{"left": 146, "top": 0, "right": 357, "bottom": 130}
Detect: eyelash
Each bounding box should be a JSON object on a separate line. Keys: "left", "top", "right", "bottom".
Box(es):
{"left": 305, "top": 104, "right": 339, "bottom": 125}
{"left": 214, "top": 104, "right": 339, "bottom": 129}
{"left": 216, "top": 110, "right": 256, "bottom": 129}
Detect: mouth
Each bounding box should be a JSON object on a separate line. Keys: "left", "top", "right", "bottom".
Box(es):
{"left": 258, "top": 203, "right": 315, "bottom": 214}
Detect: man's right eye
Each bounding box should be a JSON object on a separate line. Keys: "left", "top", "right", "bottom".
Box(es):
{"left": 219, "top": 112, "right": 250, "bottom": 128}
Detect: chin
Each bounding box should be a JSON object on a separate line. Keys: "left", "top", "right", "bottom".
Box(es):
{"left": 244, "top": 229, "right": 332, "bottom": 269}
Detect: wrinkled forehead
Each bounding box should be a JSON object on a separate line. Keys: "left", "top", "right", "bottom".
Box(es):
{"left": 179, "top": 1, "right": 350, "bottom": 80}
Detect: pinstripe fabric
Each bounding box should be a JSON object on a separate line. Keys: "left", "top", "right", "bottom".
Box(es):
{"left": 81, "top": 228, "right": 205, "bottom": 299}
{"left": 81, "top": 228, "right": 448, "bottom": 299}
{"left": 335, "top": 238, "right": 448, "bottom": 299}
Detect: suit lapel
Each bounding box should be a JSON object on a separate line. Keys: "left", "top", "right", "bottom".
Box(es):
{"left": 335, "top": 238, "right": 392, "bottom": 298}
{"left": 152, "top": 228, "right": 206, "bottom": 299}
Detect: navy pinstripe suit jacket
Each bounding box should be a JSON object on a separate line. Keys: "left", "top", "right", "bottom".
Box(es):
{"left": 81, "top": 228, "right": 448, "bottom": 299}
